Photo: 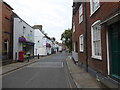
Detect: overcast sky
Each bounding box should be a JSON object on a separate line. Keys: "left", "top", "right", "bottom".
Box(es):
{"left": 4, "top": 0, "right": 73, "bottom": 42}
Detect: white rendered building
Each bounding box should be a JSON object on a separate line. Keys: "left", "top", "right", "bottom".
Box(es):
{"left": 34, "top": 29, "right": 47, "bottom": 56}
{"left": 13, "top": 17, "right": 34, "bottom": 60}
{"left": 34, "top": 28, "right": 53, "bottom": 56}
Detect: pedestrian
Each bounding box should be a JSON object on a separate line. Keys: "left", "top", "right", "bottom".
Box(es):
{"left": 26, "top": 52, "right": 30, "bottom": 62}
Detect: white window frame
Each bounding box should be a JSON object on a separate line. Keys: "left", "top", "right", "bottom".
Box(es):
{"left": 79, "top": 34, "right": 84, "bottom": 52}
{"left": 79, "top": 4, "right": 83, "bottom": 24}
{"left": 74, "top": 42, "right": 76, "bottom": 52}
{"left": 91, "top": 20, "right": 102, "bottom": 60}
{"left": 90, "top": 0, "right": 100, "bottom": 16}
{"left": 73, "top": 22, "right": 75, "bottom": 32}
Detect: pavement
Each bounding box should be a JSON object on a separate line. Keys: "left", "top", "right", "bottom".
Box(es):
{"left": 66, "top": 55, "right": 108, "bottom": 88}
{"left": 1, "top": 54, "right": 107, "bottom": 88}
{"left": 0, "top": 57, "right": 39, "bottom": 75}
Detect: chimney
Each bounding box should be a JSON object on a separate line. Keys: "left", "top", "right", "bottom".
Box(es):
{"left": 33, "top": 25, "right": 42, "bottom": 30}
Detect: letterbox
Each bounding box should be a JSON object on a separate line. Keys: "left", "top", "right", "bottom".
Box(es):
{"left": 19, "top": 51, "right": 24, "bottom": 62}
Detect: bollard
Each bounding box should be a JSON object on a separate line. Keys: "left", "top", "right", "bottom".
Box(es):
{"left": 38, "top": 54, "right": 39, "bottom": 59}
{"left": 15, "top": 52, "right": 17, "bottom": 61}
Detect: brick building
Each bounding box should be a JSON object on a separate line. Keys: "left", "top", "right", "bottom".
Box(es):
{"left": 2, "top": 1, "right": 13, "bottom": 61}
{"left": 0, "top": 1, "right": 2, "bottom": 60}
{"left": 72, "top": 1, "right": 120, "bottom": 88}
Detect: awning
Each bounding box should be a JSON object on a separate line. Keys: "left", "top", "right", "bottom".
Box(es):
{"left": 100, "top": 12, "right": 120, "bottom": 25}
{"left": 26, "top": 41, "right": 35, "bottom": 45}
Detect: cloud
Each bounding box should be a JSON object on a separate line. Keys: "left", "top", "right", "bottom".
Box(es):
{"left": 4, "top": 0, "right": 73, "bottom": 42}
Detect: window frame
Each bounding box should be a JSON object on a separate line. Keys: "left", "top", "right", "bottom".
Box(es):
{"left": 79, "top": 4, "right": 83, "bottom": 24}
{"left": 79, "top": 34, "right": 84, "bottom": 52}
{"left": 91, "top": 20, "right": 102, "bottom": 60}
{"left": 74, "top": 42, "right": 76, "bottom": 52}
{"left": 73, "top": 22, "right": 75, "bottom": 33}
{"left": 90, "top": 0, "right": 100, "bottom": 16}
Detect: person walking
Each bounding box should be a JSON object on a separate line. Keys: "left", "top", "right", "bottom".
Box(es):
{"left": 26, "top": 52, "right": 30, "bottom": 62}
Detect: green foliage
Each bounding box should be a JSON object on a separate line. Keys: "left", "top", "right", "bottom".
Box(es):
{"left": 61, "top": 29, "right": 72, "bottom": 51}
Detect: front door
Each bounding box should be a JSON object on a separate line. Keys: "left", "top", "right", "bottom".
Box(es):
{"left": 109, "top": 21, "right": 120, "bottom": 79}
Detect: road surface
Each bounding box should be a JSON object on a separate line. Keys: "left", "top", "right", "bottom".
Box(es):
{"left": 2, "top": 51, "right": 76, "bottom": 88}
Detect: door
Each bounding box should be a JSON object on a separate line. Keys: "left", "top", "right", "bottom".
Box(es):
{"left": 109, "top": 21, "right": 120, "bottom": 79}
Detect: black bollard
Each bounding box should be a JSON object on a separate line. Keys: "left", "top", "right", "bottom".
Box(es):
{"left": 38, "top": 54, "right": 39, "bottom": 59}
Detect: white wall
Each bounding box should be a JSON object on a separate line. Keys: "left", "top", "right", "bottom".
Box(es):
{"left": 13, "top": 18, "right": 34, "bottom": 60}
{"left": 58, "top": 45, "right": 63, "bottom": 51}
{"left": 34, "top": 29, "right": 54, "bottom": 56}
{"left": 46, "top": 39, "right": 52, "bottom": 54}
{"left": 34, "top": 29, "right": 47, "bottom": 56}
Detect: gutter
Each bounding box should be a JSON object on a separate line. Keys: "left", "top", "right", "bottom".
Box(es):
{"left": 84, "top": 2, "right": 88, "bottom": 72}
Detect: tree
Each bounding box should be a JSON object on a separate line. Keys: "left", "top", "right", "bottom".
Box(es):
{"left": 61, "top": 29, "right": 72, "bottom": 52}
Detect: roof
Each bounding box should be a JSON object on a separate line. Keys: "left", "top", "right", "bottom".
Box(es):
{"left": 13, "top": 12, "right": 34, "bottom": 30}
{"left": 3, "top": 1, "right": 13, "bottom": 10}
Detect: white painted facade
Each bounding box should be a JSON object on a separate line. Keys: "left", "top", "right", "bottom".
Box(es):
{"left": 46, "top": 38, "right": 52, "bottom": 55}
{"left": 13, "top": 18, "right": 34, "bottom": 60}
{"left": 58, "top": 45, "right": 63, "bottom": 52}
{"left": 34, "top": 29, "right": 47, "bottom": 56}
{"left": 34, "top": 29, "right": 53, "bottom": 56}
{"left": 54, "top": 42, "right": 59, "bottom": 53}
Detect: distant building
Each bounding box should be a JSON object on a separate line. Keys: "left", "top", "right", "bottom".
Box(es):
{"left": 34, "top": 28, "right": 47, "bottom": 56}
{"left": 72, "top": 1, "right": 120, "bottom": 88}
{"left": 33, "top": 25, "right": 42, "bottom": 30}
{"left": 13, "top": 15, "right": 34, "bottom": 60}
{"left": 33, "top": 25, "right": 53, "bottom": 56}
{"left": 1, "top": 1, "right": 13, "bottom": 61}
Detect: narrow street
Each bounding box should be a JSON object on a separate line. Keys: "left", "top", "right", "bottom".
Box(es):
{"left": 2, "top": 52, "right": 76, "bottom": 88}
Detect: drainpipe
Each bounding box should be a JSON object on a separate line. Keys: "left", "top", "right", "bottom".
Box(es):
{"left": 84, "top": 2, "right": 88, "bottom": 72}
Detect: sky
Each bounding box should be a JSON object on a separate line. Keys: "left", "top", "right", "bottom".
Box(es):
{"left": 4, "top": 0, "right": 73, "bottom": 42}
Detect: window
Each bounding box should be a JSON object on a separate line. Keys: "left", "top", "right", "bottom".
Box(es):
{"left": 74, "top": 42, "right": 76, "bottom": 52}
{"left": 73, "top": 22, "right": 75, "bottom": 32}
{"left": 23, "top": 26, "right": 26, "bottom": 34}
{"left": 91, "top": 20, "right": 102, "bottom": 60}
{"left": 4, "top": 40, "right": 8, "bottom": 54}
{"left": 79, "top": 34, "right": 84, "bottom": 52}
{"left": 79, "top": 4, "right": 83, "bottom": 23}
{"left": 90, "top": 0, "right": 100, "bottom": 15}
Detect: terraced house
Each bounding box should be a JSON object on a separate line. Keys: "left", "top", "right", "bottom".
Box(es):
{"left": 72, "top": 1, "right": 120, "bottom": 88}
{"left": 1, "top": 1, "right": 13, "bottom": 63}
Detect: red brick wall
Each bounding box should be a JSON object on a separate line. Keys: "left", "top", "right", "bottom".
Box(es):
{"left": 72, "top": 3, "right": 86, "bottom": 64}
{"left": 0, "top": 1, "right": 2, "bottom": 58}
{"left": 2, "top": 2, "right": 13, "bottom": 59}
{"left": 72, "top": 2, "right": 119, "bottom": 76}
{"left": 86, "top": 2, "right": 119, "bottom": 75}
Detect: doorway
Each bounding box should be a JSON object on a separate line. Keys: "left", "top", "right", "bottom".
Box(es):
{"left": 109, "top": 21, "right": 120, "bottom": 79}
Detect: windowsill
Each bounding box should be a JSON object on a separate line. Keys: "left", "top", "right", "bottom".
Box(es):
{"left": 79, "top": 20, "right": 83, "bottom": 24}
{"left": 90, "top": 6, "right": 100, "bottom": 17}
{"left": 91, "top": 55, "right": 102, "bottom": 60}
{"left": 80, "top": 51, "right": 84, "bottom": 53}
{"left": 80, "top": 50, "right": 84, "bottom": 53}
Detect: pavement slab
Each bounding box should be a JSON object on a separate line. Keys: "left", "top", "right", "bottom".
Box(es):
{"left": 66, "top": 55, "right": 107, "bottom": 88}
{"left": 1, "top": 58, "right": 37, "bottom": 75}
